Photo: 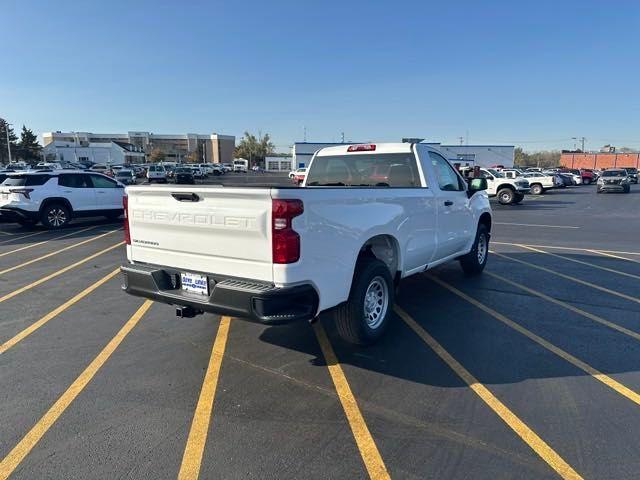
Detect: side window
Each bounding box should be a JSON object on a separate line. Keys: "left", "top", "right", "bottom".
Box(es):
{"left": 59, "top": 174, "right": 91, "bottom": 188}
{"left": 429, "top": 152, "right": 464, "bottom": 191}
{"left": 89, "top": 174, "right": 118, "bottom": 188}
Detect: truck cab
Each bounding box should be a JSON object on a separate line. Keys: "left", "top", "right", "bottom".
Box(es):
{"left": 460, "top": 166, "right": 530, "bottom": 204}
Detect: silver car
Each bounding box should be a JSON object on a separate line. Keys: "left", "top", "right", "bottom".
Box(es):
{"left": 597, "top": 169, "right": 631, "bottom": 193}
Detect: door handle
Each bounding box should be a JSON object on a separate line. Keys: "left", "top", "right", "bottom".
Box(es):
{"left": 444, "top": 200, "right": 454, "bottom": 206}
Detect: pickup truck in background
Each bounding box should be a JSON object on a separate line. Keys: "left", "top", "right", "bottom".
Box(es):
{"left": 500, "top": 168, "right": 559, "bottom": 195}
{"left": 121, "top": 143, "right": 492, "bottom": 345}
{"left": 459, "top": 166, "right": 530, "bottom": 204}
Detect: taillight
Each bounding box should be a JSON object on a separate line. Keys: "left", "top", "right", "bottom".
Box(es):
{"left": 123, "top": 195, "right": 131, "bottom": 245}
{"left": 347, "top": 144, "right": 376, "bottom": 152}
{"left": 272, "top": 199, "right": 303, "bottom": 264}
{"left": 12, "top": 188, "right": 34, "bottom": 199}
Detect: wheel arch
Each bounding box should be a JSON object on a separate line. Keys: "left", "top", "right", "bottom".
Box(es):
{"left": 478, "top": 212, "right": 492, "bottom": 233}
{"left": 356, "top": 234, "right": 402, "bottom": 285}
{"left": 39, "top": 197, "right": 73, "bottom": 214}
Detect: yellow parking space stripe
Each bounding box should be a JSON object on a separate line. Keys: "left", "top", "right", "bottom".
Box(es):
{"left": 586, "top": 249, "right": 640, "bottom": 264}
{"left": 0, "top": 242, "right": 124, "bottom": 304}
{"left": 178, "top": 316, "right": 231, "bottom": 480}
{"left": 0, "top": 230, "right": 46, "bottom": 246}
{"left": 491, "top": 250, "right": 640, "bottom": 305}
{"left": 492, "top": 241, "right": 640, "bottom": 256}
{"left": 486, "top": 272, "right": 640, "bottom": 342}
{"left": 0, "top": 225, "right": 98, "bottom": 259}
{"left": 427, "top": 275, "right": 640, "bottom": 408}
{"left": 0, "top": 268, "right": 121, "bottom": 354}
{"left": 395, "top": 305, "right": 582, "bottom": 480}
{"left": 0, "top": 228, "right": 117, "bottom": 275}
{"left": 313, "top": 322, "right": 390, "bottom": 480}
{"left": 0, "top": 300, "right": 152, "bottom": 480}
{"left": 515, "top": 244, "right": 640, "bottom": 281}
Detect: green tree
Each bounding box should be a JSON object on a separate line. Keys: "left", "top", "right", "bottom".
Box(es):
{"left": 0, "top": 119, "right": 18, "bottom": 164}
{"left": 148, "top": 147, "right": 166, "bottom": 163}
{"left": 17, "top": 125, "right": 42, "bottom": 163}
{"left": 234, "top": 131, "right": 275, "bottom": 166}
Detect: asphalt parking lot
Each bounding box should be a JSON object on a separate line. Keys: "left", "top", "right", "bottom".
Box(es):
{"left": 0, "top": 184, "right": 639, "bottom": 479}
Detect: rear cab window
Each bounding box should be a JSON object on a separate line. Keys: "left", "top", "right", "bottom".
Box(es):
{"left": 306, "top": 153, "right": 421, "bottom": 187}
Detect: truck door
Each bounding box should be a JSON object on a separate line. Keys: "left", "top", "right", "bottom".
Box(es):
{"left": 427, "top": 151, "right": 474, "bottom": 260}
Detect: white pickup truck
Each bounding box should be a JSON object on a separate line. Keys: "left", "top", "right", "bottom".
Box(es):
{"left": 500, "top": 168, "right": 559, "bottom": 195}
{"left": 459, "top": 167, "right": 530, "bottom": 204}
{"left": 121, "top": 143, "right": 492, "bottom": 345}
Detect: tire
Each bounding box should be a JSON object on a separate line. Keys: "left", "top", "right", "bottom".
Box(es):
{"left": 459, "top": 223, "right": 490, "bottom": 275}
{"left": 597, "top": 188, "right": 603, "bottom": 194}
{"left": 584, "top": 178, "right": 591, "bottom": 185}
{"left": 513, "top": 193, "right": 524, "bottom": 204}
{"left": 623, "top": 186, "right": 630, "bottom": 193}
{"left": 530, "top": 184, "right": 543, "bottom": 195}
{"left": 497, "top": 188, "right": 515, "bottom": 205}
{"left": 333, "top": 258, "right": 394, "bottom": 345}
{"left": 41, "top": 203, "right": 71, "bottom": 229}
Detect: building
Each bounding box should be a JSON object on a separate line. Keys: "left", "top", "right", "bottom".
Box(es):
{"left": 560, "top": 152, "right": 640, "bottom": 170}
{"left": 265, "top": 156, "right": 294, "bottom": 172}
{"left": 428, "top": 144, "right": 515, "bottom": 168}
{"left": 292, "top": 141, "right": 514, "bottom": 168}
{"left": 42, "top": 140, "right": 145, "bottom": 165}
{"left": 42, "top": 131, "right": 235, "bottom": 164}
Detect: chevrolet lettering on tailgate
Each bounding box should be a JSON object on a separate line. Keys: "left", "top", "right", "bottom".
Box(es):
{"left": 131, "top": 209, "right": 258, "bottom": 230}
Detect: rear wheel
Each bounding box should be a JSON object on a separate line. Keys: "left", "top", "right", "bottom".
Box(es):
{"left": 623, "top": 185, "right": 630, "bottom": 193}
{"left": 460, "top": 223, "right": 489, "bottom": 275}
{"left": 584, "top": 178, "right": 591, "bottom": 185}
{"left": 497, "top": 188, "right": 515, "bottom": 205}
{"left": 333, "top": 258, "right": 394, "bottom": 345}
{"left": 530, "top": 184, "right": 543, "bottom": 195}
{"left": 41, "top": 203, "right": 71, "bottom": 229}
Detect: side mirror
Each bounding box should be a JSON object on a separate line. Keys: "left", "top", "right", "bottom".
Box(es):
{"left": 467, "top": 178, "right": 487, "bottom": 197}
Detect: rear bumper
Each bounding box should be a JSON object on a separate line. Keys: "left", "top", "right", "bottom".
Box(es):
{"left": 120, "top": 263, "right": 319, "bottom": 324}
{"left": 0, "top": 207, "right": 39, "bottom": 223}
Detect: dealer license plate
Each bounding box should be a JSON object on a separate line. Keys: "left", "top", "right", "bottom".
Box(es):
{"left": 180, "top": 272, "right": 209, "bottom": 296}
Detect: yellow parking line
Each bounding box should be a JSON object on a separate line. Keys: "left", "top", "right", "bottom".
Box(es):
{"left": 0, "top": 300, "right": 152, "bottom": 480}
{"left": 586, "top": 249, "right": 640, "bottom": 264}
{"left": 0, "top": 268, "right": 121, "bottom": 354}
{"left": 394, "top": 305, "right": 582, "bottom": 480}
{"left": 427, "top": 275, "right": 640, "bottom": 407}
{"left": 515, "top": 244, "right": 640, "bottom": 281}
{"left": 0, "top": 225, "right": 98, "bottom": 259}
{"left": 0, "top": 242, "right": 124, "bottom": 304}
{"left": 0, "top": 230, "right": 46, "bottom": 246}
{"left": 0, "top": 228, "right": 117, "bottom": 275}
{"left": 178, "top": 316, "right": 231, "bottom": 480}
{"left": 490, "top": 250, "right": 640, "bottom": 305}
{"left": 313, "top": 322, "right": 390, "bottom": 480}
{"left": 486, "top": 272, "right": 640, "bottom": 343}
{"left": 492, "top": 241, "right": 640, "bottom": 256}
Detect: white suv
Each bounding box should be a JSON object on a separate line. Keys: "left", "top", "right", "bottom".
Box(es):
{"left": 146, "top": 165, "right": 167, "bottom": 183}
{"left": 0, "top": 171, "right": 125, "bottom": 228}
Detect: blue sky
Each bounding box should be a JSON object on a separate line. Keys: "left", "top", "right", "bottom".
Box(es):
{"left": 1, "top": 0, "right": 639, "bottom": 152}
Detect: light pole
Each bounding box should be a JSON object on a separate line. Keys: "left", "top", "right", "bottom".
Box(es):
{"left": 3, "top": 121, "right": 13, "bottom": 163}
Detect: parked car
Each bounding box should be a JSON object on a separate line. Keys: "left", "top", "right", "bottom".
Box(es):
{"left": 146, "top": 164, "right": 167, "bottom": 183}
{"left": 597, "top": 169, "right": 631, "bottom": 193}
{"left": 0, "top": 171, "right": 124, "bottom": 228}
{"left": 115, "top": 169, "right": 136, "bottom": 185}
{"left": 190, "top": 166, "right": 206, "bottom": 179}
{"left": 233, "top": 159, "right": 248, "bottom": 172}
{"left": 292, "top": 168, "right": 307, "bottom": 185}
{"left": 174, "top": 167, "right": 195, "bottom": 184}
{"left": 500, "top": 169, "right": 557, "bottom": 195}
{"left": 578, "top": 169, "right": 597, "bottom": 185}
{"left": 622, "top": 167, "right": 638, "bottom": 184}
{"left": 90, "top": 164, "right": 110, "bottom": 175}
{"left": 121, "top": 142, "right": 492, "bottom": 345}
{"left": 211, "top": 164, "right": 225, "bottom": 176}
{"left": 459, "top": 167, "right": 529, "bottom": 204}
{"left": 221, "top": 163, "right": 233, "bottom": 173}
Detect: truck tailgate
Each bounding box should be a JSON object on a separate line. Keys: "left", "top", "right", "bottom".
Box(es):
{"left": 126, "top": 186, "right": 273, "bottom": 282}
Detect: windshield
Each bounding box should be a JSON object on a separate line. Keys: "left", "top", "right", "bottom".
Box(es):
{"left": 306, "top": 153, "right": 420, "bottom": 187}
{"left": 602, "top": 170, "right": 625, "bottom": 177}
{"left": 624, "top": 168, "right": 637, "bottom": 173}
